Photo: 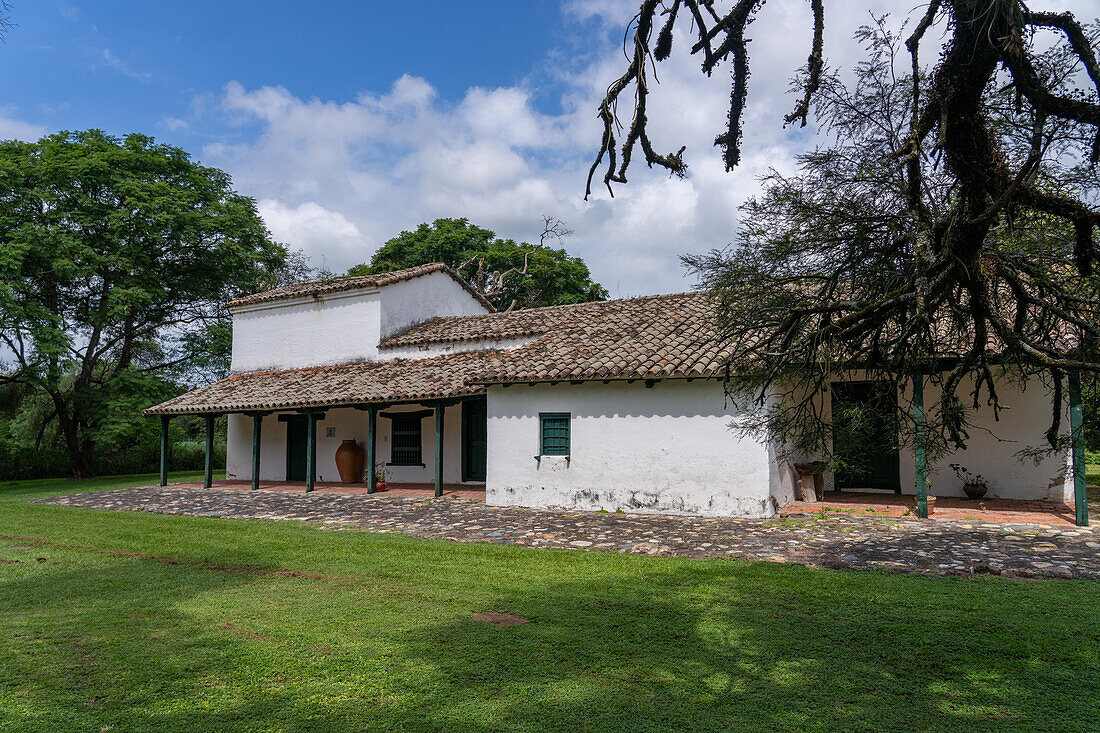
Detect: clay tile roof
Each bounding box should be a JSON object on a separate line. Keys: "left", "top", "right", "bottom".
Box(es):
{"left": 382, "top": 291, "right": 728, "bottom": 383}
{"left": 224, "top": 263, "right": 496, "bottom": 312}
{"left": 144, "top": 350, "right": 506, "bottom": 415}
{"left": 145, "top": 291, "right": 730, "bottom": 415}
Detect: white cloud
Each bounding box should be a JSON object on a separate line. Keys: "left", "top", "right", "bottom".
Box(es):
{"left": 197, "top": 0, "right": 1100, "bottom": 295}
{"left": 163, "top": 116, "right": 189, "bottom": 132}
{"left": 0, "top": 111, "right": 46, "bottom": 142}
{"left": 100, "top": 48, "right": 151, "bottom": 81}
{"left": 257, "top": 200, "right": 365, "bottom": 262}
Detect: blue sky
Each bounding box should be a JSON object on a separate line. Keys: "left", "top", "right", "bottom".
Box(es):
{"left": 2, "top": 0, "right": 1094, "bottom": 295}
{"left": 5, "top": 1, "right": 587, "bottom": 142}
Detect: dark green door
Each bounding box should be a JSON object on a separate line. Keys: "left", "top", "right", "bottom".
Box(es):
{"left": 462, "top": 398, "right": 487, "bottom": 482}
{"left": 286, "top": 416, "right": 307, "bottom": 481}
{"left": 832, "top": 381, "right": 901, "bottom": 492}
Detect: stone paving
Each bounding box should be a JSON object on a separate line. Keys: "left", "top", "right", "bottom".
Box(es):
{"left": 33, "top": 486, "right": 1100, "bottom": 580}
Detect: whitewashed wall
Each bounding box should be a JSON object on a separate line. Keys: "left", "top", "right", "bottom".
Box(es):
{"left": 486, "top": 380, "right": 784, "bottom": 518}
{"left": 228, "top": 271, "right": 491, "bottom": 373}
{"left": 769, "top": 372, "right": 1071, "bottom": 502}
{"left": 899, "top": 374, "right": 1073, "bottom": 502}
{"left": 377, "top": 270, "right": 489, "bottom": 340}
{"left": 226, "top": 404, "right": 477, "bottom": 485}
{"left": 229, "top": 291, "right": 383, "bottom": 373}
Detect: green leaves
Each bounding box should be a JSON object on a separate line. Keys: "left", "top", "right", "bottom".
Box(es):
{"left": 347, "top": 217, "right": 607, "bottom": 309}
{"left": 0, "top": 130, "right": 291, "bottom": 475}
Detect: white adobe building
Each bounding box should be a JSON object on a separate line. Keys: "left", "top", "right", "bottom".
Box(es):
{"left": 146, "top": 263, "right": 1087, "bottom": 523}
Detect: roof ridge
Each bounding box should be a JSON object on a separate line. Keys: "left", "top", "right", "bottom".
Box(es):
{"left": 224, "top": 262, "right": 495, "bottom": 311}
{"left": 399, "top": 289, "right": 706, "bottom": 325}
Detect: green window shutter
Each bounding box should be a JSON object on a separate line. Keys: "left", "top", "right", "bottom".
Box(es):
{"left": 539, "top": 413, "right": 570, "bottom": 456}
{"left": 390, "top": 414, "right": 423, "bottom": 465}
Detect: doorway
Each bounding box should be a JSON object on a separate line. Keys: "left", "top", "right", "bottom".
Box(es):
{"left": 462, "top": 397, "right": 487, "bottom": 482}
{"left": 831, "top": 381, "right": 901, "bottom": 492}
{"left": 285, "top": 415, "right": 307, "bottom": 481}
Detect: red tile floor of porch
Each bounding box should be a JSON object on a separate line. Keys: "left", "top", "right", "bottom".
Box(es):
{"left": 782, "top": 490, "right": 1081, "bottom": 527}
{"left": 175, "top": 479, "right": 487, "bottom": 500}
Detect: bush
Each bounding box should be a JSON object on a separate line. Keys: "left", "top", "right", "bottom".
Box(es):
{"left": 0, "top": 439, "right": 70, "bottom": 481}
{"left": 0, "top": 437, "right": 226, "bottom": 481}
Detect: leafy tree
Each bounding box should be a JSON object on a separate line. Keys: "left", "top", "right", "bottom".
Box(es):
{"left": 592, "top": 3, "right": 1100, "bottom": 455}
{"left": 348, "top": 217, "right": 608, "bottom": 310}
{"left": 0, "top": 130, "right": 289, "bottom": 477}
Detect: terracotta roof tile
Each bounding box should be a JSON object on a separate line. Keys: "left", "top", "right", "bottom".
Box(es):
{"left": 224, "top": 262, "right": 496, "bottom": 311}
{"left": 383, "top": 291, "right": 727, "bottom": 384}
{"left": 144, "top": 351, "right": 504, "bottom": 415}
{"left": 146, "top": 291, "right": 728, "bottom": 415}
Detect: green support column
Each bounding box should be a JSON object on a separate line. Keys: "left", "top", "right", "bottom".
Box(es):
{"left": 159, "top": 415, "right": 170, "bottom": 487}
{"left": 251, "top": 414, "right": 262, "bottom": 491}
{"left": 434, "top": 403, "right": 445, "bottom": 497}
{"left": 367, "top": 406, "right": 377, "bottom": 494}
{"left": 913, "top": 372, "right": 928, "bottom": 519}
{"left": 203, "top": 414, "right": 215, "bottom": 489}
{"left": 305, "top": 411, "right": 317, "bottom": 492}
{"left": 1069, "top": 373, "right": 1089, "bottom": 527}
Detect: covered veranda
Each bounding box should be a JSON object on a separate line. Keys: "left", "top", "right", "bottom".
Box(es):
{"left": 154, "top": 399, "right": 471, "bottom": 497}
{"left": 144, "top": 351, "right": 501, "bottom": 498}
{"left": 819, "top": 370, "right": 1093, "bottom": 527}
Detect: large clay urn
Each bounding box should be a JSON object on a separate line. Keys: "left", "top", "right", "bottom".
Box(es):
{"left": 334, "top": 439, "right": 363, "bottom": 484}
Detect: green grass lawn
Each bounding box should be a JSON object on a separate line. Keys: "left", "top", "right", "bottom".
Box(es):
{"left": 0, "top": 474, "right": 1098, "bottom": 732}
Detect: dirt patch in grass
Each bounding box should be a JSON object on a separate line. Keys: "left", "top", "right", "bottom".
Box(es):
{"left": 472, "top": 612, "right": 528, "bottom": 626}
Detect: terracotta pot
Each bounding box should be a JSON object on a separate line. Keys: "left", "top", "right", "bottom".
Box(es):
{"left": 963, "top": 482, "right": 987, "bottom": 500}
{"left": 334, "top": 440, "right": 363, "bottom": 484}
{"left": 374, "top": 480, "right": 387, "bottom": 492}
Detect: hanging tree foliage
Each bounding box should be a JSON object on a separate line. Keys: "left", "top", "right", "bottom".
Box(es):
{"left": 589, "top": 1, "right": 1100, "bottom": 457}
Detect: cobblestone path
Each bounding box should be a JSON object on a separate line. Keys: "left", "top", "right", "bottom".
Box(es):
{"left": 34, "top": 486, "right": 1100, "bottom": 580}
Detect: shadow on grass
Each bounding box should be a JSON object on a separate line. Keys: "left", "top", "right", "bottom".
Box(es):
{"left": 0, "top": 546, "right": 382, "bottom": 732}
{"left": 1, "top": 529, "right": 1097, "bottom": 732}
{"left": 396, "top": 562, "right": 1099, "bottom": 733}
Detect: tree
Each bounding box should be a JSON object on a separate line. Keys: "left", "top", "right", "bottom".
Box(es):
{"left": 347, "top": 217, "right": 608, "bottom": 310}
{"left": 590, "top": 2, "right": 1100, "bottom": 455}
{"left": 0, "top": 130, "right": 289, "bottom": 477}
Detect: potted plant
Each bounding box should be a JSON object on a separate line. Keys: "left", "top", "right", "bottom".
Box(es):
{"left": 372, "top": 462, "right": 389, "bottom": 492}
{"left": 949, "top": 463, "right": 988, "bottom": 500}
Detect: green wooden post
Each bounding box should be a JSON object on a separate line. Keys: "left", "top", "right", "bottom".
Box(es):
{"left": 159, "top": 415, "right": 170, "bottom": 487}
{"left": 251, "top": 414, "right": 262, "bottom": 491}
{"left": 306, "top": 411, "right": 317, "bottom": 492}
{"left": 434, "top": 402, "right": 445, "bottom": 497}
{"left": 203, "top": 414, "right": 215, "bottom": 489}
{"left": 913, "top": 372, "right": 928, "bottom": 519}
{"left": 367, "top": 406, "right": 377, "bottom": 494}
{"left": 1069, "top": 372, "right": 1089, "bottom": 527}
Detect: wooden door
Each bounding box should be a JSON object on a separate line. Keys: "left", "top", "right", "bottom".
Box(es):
{"left": 462, "top": 398, "right": 487, "bottom": 482}
{"left": 285, "top": 416, "right": 307, "bottom": 482}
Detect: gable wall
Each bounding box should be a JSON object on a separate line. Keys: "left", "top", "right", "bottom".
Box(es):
{"left": 230, "top": 290, "right": 383, "bottom": 373}
{"left": 228, "top": 271, "right": 492, "bottom": 374}
{"left": 378, "top": 270, "right": 491, "bottom": 341}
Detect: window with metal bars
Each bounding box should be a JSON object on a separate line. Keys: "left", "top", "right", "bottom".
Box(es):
{"left": 539, "top": 413, "right": 570, "bottom": 456}
{"left": 390, "top": 414, "right": 423, "bottom": 465}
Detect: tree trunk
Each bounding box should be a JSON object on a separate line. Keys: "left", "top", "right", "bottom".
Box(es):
{"left": 51, "top": 397, "right": 93, "bottom": 479}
